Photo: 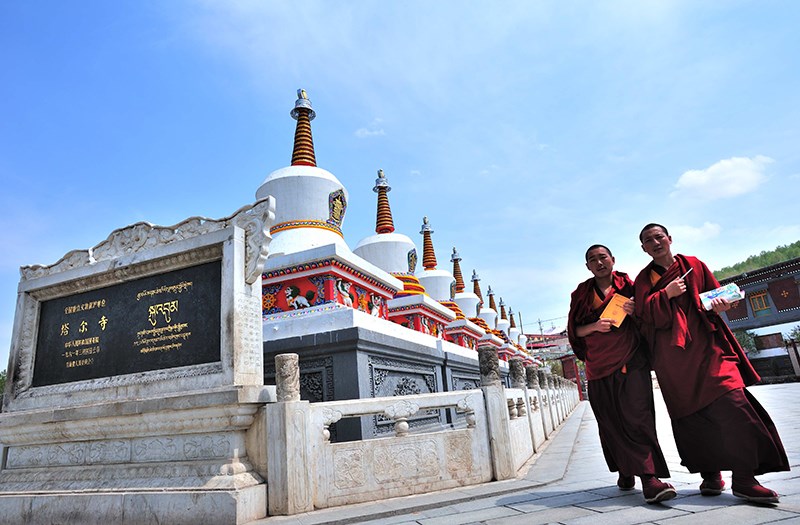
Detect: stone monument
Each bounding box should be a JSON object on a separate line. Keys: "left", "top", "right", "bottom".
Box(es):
{"left": 0, "top": 198, "right": 276, "bottom": 525}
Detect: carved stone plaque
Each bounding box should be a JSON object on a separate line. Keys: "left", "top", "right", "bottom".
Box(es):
{"left": 32, "top": 261, "right": 222, "bottom": 386}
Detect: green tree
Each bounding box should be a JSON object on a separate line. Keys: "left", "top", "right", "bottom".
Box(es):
{"left": 733, "top": 329, "right": 757, "bottom": 353}
{"left": 715, "top": 240, "right": 800, "bottom": 280}
{"left": 546, "top": 359, "right": 564, "bottom": 377}
{"left": 787, "top": 324, "right": 800, "bottom": 342}
{"left": 0, "top": 369, "right": 6, "bottom": 395}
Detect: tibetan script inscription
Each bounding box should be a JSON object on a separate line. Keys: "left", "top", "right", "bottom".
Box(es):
{"left": 32, "top": 261, "right": 221, "bottom": 386}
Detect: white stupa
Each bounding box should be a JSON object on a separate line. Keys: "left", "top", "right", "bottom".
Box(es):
{"left": 478, "top": 285, "right": 498, "bottom": 330}
{"left": 451, "top": 250, "right": 481, "bottom": 319}
{"left": 255, "top": 89, "right": 350, "bottom": 257}
{"left": 508, "top": 308, "right": 521, "bottom": 344}
{"left": 353, "top": 170, "right": 418, "bottom": 278}
{"left": 496, "top": 298, "right": 511, "bottom": 335}
{"left": 416, "top": 217, "right": 456, "bottom": 301}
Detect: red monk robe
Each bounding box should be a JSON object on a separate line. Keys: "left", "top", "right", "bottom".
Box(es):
{"left": 634, "top": 254, "right": 789, "bottom": 476}
{"left": 568, "top": 271, "right": 669, "bottom": 479}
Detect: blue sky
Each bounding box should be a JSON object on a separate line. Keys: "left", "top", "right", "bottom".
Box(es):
{"left": 2, "top": 1, "right": 799, "bottom": 368}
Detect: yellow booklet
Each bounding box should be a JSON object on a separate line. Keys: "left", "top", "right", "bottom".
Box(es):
{"left": 600, "top": 294, "right": 629, "bottom": 328}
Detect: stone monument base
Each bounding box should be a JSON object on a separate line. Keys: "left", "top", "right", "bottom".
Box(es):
{"left": 0, "top": 486, "right": 265, "bottom": 525}
{"left": 0, "top": 386, "right": 273, "bottom": 525}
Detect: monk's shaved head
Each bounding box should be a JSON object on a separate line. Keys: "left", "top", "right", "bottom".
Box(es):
{"left": 639, "top": 223, "right": 669, "bottom": 242}
{"left": 585, "top": 244, "right": 613, "bottom": 262}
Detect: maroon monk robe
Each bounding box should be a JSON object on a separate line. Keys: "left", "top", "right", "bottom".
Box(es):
{"left": 635, "top": 254, "right": 789, "bottom": 475}
{"left": 568, "top": 271, "right": 639, "bottom": 380}
{"left": 568, "top": 271, "right": 669, "bottom": 478}
{"left": 634, "top": 255, "right": 757, "bottom": 419}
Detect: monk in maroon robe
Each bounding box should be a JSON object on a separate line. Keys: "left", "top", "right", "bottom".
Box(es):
{"left": 569, "top": 244, "right": 675, "bottom": 504}
{"left": 635, "top": 224, "right": 789, "bottom": 504}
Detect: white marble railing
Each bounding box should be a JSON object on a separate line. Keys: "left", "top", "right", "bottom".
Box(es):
{"left": 309, "top": 389, "right": 492, "bottom": 509}
{"left": 263, "top": 350, "right": 581, "bottom": 516}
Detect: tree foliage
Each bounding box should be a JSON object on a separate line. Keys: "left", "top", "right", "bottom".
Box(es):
{"left": 546, "top": 359, "right": 564, "bottom": 377}
{"left": 0, "top": 369, "right": 5, "bottom": 396}
{"left": 733, "top": 329, "right": 757, "bottom": 353}
{"left": 714, "top": 240, "right": 800, "bottom": 280}
{"left": 787, "top": 324, "right": 800, "bottom": 343}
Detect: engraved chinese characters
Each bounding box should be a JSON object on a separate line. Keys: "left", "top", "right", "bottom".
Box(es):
{"left": 32, "top": 262, "right": 222, "bottom": 386}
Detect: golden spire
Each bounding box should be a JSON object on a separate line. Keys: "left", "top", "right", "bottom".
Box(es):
{"left": 290, "top": 88, "right": 317, "bottom": 166}
{"left": 509, "top": 308, "right": 517, "bottom": 328}
{"left": 451, "top": 247, "right": 465, "bottom": 293}
{"left": 373, "top": 169, "right": 395, "bottom": 234}
{"left": 488, "top": 286, "right": 497, "bottom": 311}
{"left": 420, "top": 216, "right": 437, "bottom": 270}
{"left": 499, "top": 298, "right": 507, "bottom": 320}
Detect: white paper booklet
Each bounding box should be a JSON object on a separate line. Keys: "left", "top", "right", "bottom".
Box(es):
{"left": 699, "top": 283, "right": 745, "bottom": 310}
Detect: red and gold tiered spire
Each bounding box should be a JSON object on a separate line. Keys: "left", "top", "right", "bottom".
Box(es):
{"left": 471, "top": 270, "right": 483, "bottom": 304}
{"left": 451, "top": 248, "right": 465, "bottom": 294}
{"left": 374, "top": 169, "right": 395, "bottom": 234}
{"left": 488, "top": 286, "right": 497, "bottom": 312}
{"left": 499, "top": 298, "right": 508, "bottom": 320}
{"left": 420, "top": 217, "right": 437, "bottom": 270}
{"left": 509, "top": 309, "right": 517, "bottom": 328}
{"left": 290, "top": 89, "right": 317, "bottom": 167}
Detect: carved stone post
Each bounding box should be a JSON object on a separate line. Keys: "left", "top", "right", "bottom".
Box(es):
{"left": 548, "top": 374, "right": 562, "bottom": 425}
{"left": 525, "top": 365, "right": 544, "bottom": 450}
{"left": 509, "top": 358, "right": 526, "bottom": 389}
{"left": 508, "top": 358, "right": 525, "bottom": 421}
{"left": 478, "top": 344, "right": 515, "bottom": 481}
{"left": 563, "top": 378, "right": 571, "bottom": 412}
{"left": 266, "top": 353, "right": 313, "bottom": 515}
{"left": 479, "top": 345, "right": 501, "bottom": 387}
{"left": 555, "top": 377, "right": 565, "bottom": 421}
{"left": 538, "top": 370, "right": 553, "bottom": 435}
{"left": 275, "top": 353, "right": 300, "bottom": 402}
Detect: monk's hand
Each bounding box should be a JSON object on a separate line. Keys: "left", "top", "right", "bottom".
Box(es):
{"left": 622, "top": 298, "right": 635, "bottom": 316}
{"left": 710, "top": 297, "right": 731, "bottom": 314}
{"left": 665, "top": 277, "right": 687, "bottom": 299}
{"left": 595, "top": 318, "right": 614, "bottom": 333}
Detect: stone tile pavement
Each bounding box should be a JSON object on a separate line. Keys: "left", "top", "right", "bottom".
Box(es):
{"left": 252, "top": 383, "right": 800, "bottom": 525}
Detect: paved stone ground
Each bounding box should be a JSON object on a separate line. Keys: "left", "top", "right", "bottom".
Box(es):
{"left": 253, "top": 383, "right": 800, "bottom": 525}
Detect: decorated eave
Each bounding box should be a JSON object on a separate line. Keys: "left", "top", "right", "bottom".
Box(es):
{"left": 387, "top": 294, "right": 456, "bottom": 323}
{"left": 261, "top": 243, "right": 404, "bottom": 320}
{"left": 444, "top": 317, "right": 485, "bottom": 338}
{"left": 262, "top": 244, "right": 402, "bottom": 294}
{"left": 440, "top": 299, "right": 465, "bottom": 319}
{"left": 478, "top": 331, "right": 504, "bottom": 348}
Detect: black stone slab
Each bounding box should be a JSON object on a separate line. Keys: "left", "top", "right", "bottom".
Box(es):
{"left": 32, "top": 261, "right": 222, "bottom": 387}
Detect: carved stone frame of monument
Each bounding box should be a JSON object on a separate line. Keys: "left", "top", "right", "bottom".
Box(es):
{"left": 0, "top": 198, "right": 276, "bottom": 525}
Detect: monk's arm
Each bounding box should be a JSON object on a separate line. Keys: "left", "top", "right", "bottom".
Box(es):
{"left": 634, "top": 277, "right": 674, "bottom": 330}
{"left": 575, "top": 318, "right": 613, "bottom": 337}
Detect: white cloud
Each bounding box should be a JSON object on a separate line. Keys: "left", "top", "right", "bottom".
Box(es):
{"left": 354, "top": 118, "right": 385, "bottom": 138}
{"left": 671, "top": 155, "right": 772, "bottom": 199}
{"left": 478, "top": 164, "right": 500, "bottom": 177}
{"left": 670, "top": 221, "right": 722, "bottom": 243}
{"left": 354, "top": 128, "right": 385, "bottom": 138}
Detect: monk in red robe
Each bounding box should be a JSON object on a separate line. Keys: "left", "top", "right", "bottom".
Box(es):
{"left": 635, "top": 224, "right": 789, "bottom": 504}
{"left": 568, "top": 244, "right": 675, "bottom": 504}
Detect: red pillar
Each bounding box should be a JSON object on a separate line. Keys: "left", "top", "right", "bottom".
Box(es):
{"left": 559, "top": 354, "right": 584, "bottom": 400}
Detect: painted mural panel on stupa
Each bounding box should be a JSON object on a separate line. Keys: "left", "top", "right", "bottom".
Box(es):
{"left": 262, "top": 277, "right": 325, "bottom": 316}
